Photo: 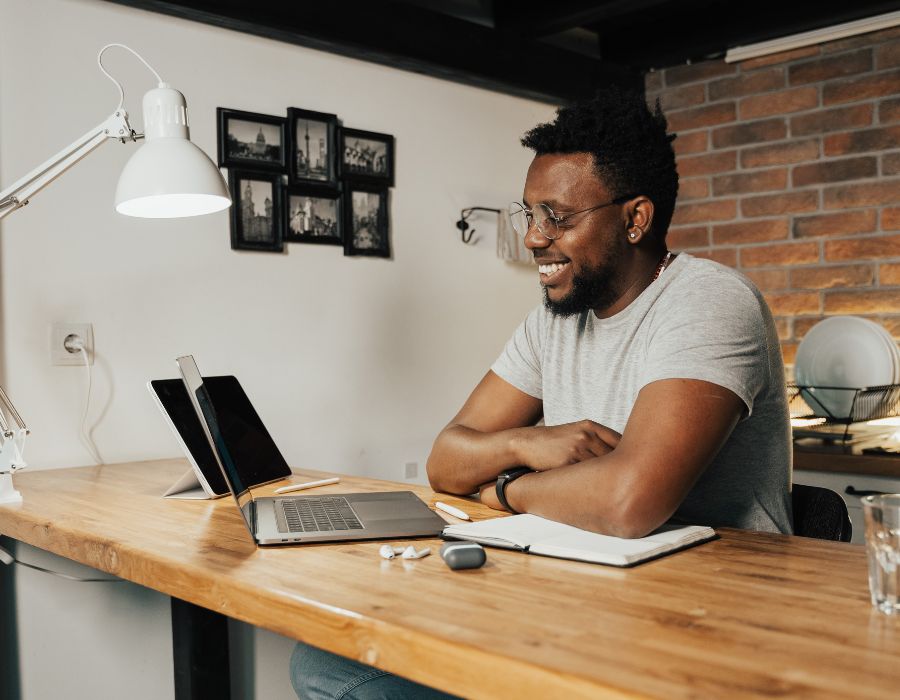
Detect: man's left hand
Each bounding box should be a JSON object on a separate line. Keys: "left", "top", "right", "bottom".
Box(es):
{"left": 478, "top": 481, "right": 505, "bottom": 511}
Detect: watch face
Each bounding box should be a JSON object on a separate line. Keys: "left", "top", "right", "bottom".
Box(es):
{"left": 496, "top": 468, "right": 531, "bottom": 513}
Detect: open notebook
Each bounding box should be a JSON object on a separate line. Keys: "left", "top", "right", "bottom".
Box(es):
{"left": 442, "top": 514, "right": 716, "bottom": 567}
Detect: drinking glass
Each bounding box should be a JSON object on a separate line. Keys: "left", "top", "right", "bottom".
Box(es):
{"left": 862, "top": 494, "right": 900, "bottom": 615}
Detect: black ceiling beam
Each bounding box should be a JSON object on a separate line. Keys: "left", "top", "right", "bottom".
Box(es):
{"left": 594, "top": 1, "right": 733, "bottom": 71}
{"left": 494, "top": 0, "right": 675, "bottom": 39}
{"left": 594, "top": 0, "right": 900, "bottom": 71}
{"left": 102, "top": 0, "right": 641, "bottom": 105}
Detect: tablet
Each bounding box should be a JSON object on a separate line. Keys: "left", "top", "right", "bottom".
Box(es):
{"left": 149, "top": 378, "right": 230, "bottom": 496}
{"left": 148, "top": 376, "right": 292, "bottom": 497}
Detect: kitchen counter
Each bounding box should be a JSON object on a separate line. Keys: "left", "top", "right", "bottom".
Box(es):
{"left": 793, "top": 442, "right": 900, "bottom": 543}
{"left": 794, "top": 444, "right": 900, "bottom": 478}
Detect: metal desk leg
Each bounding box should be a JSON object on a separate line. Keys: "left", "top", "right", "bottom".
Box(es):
{"left": 0, "top": 537, "right": 21, "bottom": 700}
{"left": 171, "top": 598, "right": 231, "bottom": 700}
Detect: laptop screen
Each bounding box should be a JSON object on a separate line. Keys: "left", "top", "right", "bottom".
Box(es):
{"left": 202, "top": 376, "right": 291, "bottom": 489}
{"left": 177, "top": 356, "right": 291, "bottom": 536}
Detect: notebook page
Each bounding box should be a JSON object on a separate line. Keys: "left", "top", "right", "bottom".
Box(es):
{"left": 639, "top": 524, "right": 715, "bottom": 545}
{"left": 442, "top": 514, "right": 576, "bottom": 549}
{"left": 531, "top": 530, "right": 667, "bottom": 565}
{"left": 531, "top": 524, "right": 716, "bottom": 565}
{"left": 444, "top": 515, "right": 716, "bottom": 565}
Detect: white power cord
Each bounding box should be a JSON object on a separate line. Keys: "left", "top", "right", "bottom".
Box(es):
{"left": 0, "top": 544, "right": 121, "bottom": 583}
{"left": 64, "top": 334, "right": 104, "bottom": 465}
{"left": 96, "top": 43, "right": 165, "bottom": 112}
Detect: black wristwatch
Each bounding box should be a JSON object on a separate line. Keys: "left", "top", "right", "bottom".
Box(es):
{"left": 495, "top": 467, "right": 533, "bottom": 513}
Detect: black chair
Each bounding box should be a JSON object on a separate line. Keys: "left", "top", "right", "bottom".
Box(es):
{"left": 791, "top": 483, "right": 852, "bottom": 542}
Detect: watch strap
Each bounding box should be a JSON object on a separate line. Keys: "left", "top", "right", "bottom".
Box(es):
{"left": 495, "top": 467, "right": 533, "bottom": 513}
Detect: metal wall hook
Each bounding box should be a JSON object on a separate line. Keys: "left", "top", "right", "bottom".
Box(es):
{"left": 456, "top": 206, "right": 501, "bottom": 244}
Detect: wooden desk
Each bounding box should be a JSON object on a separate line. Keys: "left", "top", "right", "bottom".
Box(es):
{"left": 1, "top": 459, "right": 899, "bottom": 699}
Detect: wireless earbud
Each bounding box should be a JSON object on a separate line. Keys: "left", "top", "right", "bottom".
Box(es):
{"left": 401, "top": 546, "right": 431, "bottom": 560}
{"left": 378, "top": 545, "right": 406, "bottom": 560}
{"left": 380, "top": 544, "right": 430, "bottom": 560}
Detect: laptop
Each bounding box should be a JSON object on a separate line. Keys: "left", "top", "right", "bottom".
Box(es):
{"left": 176, "top": 355, "right": 446, "bottom": 545}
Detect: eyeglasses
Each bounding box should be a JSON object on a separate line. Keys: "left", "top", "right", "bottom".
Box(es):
{"left": 507, "top": 195, "right": 632, "bottom": 241}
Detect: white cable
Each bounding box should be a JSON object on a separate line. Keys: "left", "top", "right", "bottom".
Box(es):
{"left": 0, "top": 545, "right": 121, "bottom": 583}
{"left": 96, "top": 43, "right": 166, "bottom": 112}
{"left": 76, "top": 345, "right": 104, "bottom": 465}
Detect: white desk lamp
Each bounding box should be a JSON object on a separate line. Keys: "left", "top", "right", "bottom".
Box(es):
{"left": 0, "top": 44, "right": 231, "bottom": 504}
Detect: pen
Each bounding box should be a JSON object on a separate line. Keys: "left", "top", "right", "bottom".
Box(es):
{"left": 274, "top": 477, "right": 340, "bottom": 494}
{"left": 435, "top": 501, "right": 470, "bottom": 520}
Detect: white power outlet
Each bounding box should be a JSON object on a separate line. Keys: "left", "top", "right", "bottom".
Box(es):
{"left": 50, "top": 323, "right": 94, "bottom": 366}
{"left": 404, "top": 461, "right": 418, "bottom": 479}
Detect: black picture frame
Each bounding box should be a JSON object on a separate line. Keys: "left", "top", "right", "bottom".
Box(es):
{"left": 228, "top": 169, "right": 284, "bottom": 253}
{"left": 343, "top": 182, "right": 390, "bottom": 258}
{"left": 339, "top": 128, "right": 394, "bottom": 186}
{"left": 217, "top": 108, "right": 287, "bottom": 171}
{"left": 284, "top": 185, "right": 343, "bottom": 245}
{"left": 287, "top": 107, "right": 338, "bottom": 186}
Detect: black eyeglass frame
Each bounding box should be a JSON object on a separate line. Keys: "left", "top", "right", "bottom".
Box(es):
{"left": 509, "top": 194, "right": 636, "bottom": 240}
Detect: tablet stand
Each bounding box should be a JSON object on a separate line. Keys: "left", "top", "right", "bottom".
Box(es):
{"left": 163, "top": 467, "right": 221, "bottom": 500}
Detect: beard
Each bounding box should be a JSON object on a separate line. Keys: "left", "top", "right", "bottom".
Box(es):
{"left": 542, "top": 249, "right": 624, "bottom": 318}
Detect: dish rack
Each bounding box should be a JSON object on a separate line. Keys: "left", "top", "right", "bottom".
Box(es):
{"left": 788, "top": 383, "right": 900, "bottom": 443}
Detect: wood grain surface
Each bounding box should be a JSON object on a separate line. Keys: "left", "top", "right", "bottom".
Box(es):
{"left": 1, "top": 459, "right": 899, "bottom": 699}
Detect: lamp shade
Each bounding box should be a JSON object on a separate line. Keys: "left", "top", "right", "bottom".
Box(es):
{"left": 115, "top": 85, "right": 230, "bottom": 218}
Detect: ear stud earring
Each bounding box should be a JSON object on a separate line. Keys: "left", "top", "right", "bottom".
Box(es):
{"left": 629, "top": 232, "right": 637, "bottom": 239}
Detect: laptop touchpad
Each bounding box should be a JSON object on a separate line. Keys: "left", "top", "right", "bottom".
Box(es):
{"left": 353, "top": 501, "right": 411, "bottom": 521}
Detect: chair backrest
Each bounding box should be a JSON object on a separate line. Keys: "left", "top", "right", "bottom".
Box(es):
{"left": 791, "top": 484, "right": 852, "bottom": 542}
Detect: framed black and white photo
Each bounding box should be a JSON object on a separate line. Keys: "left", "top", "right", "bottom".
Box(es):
{"left": 344, "top": 183, "right": 390, "bottom": 258}
{"left": 339, "top": 128, "right": 394, "bottom": 185}
{"left": 228, "top": 169, "right": 284, "bottom": 252}
{"left": 218, "top": 108, "right": 287, "bottom": 171}
{"left": 287, "top": 108, "right": 338, "bottom": 186}
{"left": 285, "top": 185, "right": 342, "bottom": 245}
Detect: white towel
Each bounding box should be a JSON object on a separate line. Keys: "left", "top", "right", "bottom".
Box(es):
{"left": 496, "top": 210, "right": 533, "bottom": 264}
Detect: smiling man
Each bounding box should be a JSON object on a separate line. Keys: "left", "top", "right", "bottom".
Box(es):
{"left": 427, "top": 87, "right": 792, "bottom": 538}
{"left": 291, "top": 87, "right": 792, "bottom": 700}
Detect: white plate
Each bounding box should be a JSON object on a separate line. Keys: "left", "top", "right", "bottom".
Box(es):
{"left": 860, "top": 317, "right": 900, "bottom": 383}
{"left": 868, "top": 319, "right": 900, "bottom": 384}
{"left": 795, "top": 316, "right": 896, "bottom": 419}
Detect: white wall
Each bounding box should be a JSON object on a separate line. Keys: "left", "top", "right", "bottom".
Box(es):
{"left": 0, "top": 0, "right": 553, "bottom": 478}
{"left": 0, "top": 1, "right": 556, "bottom": 698}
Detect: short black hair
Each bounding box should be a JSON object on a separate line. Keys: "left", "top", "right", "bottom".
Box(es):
{"left": 521, "top": 85, "right": 679, "bottom": 238}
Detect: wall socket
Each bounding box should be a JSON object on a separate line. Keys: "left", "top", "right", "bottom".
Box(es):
{"left": 50, "top": 323, "right": 94, "bottom": 366}
{"left": 404, "top": 461, "right": 418, "bottom": 479}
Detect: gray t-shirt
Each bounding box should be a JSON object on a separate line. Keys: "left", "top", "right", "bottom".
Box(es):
{"left": 491, "top": 253, "right": 793, "bottom": 534}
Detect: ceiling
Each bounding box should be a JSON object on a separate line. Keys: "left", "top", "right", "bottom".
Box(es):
{"left": 105, "top": 0, "right": 900, "bottom": 104}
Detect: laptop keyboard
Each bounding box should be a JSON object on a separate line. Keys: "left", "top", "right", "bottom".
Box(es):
{"left": 279, "top": 497, "right": 364, "bottom": 533}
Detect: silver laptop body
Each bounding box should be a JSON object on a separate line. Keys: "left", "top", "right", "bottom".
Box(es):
{"left": 177, "top": 355, "right": 445, "bottom": 546}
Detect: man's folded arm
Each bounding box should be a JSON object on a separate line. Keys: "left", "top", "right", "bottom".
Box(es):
{"left": 426, "top": 371, "right": 543, "bottom": 494}
{"left": 503, "top": 378, "right": 746, "bottom": 538}
{"left": 428, "top": 371, "right": 624, "bottom": 495}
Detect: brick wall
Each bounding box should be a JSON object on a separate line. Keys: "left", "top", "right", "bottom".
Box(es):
{"left": 645, "top": 26, "right": 900, "bottom": 369}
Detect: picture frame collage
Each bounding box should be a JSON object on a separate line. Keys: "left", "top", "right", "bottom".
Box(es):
{"left": 217, "top": 107, "right": 394, "bottom": 258}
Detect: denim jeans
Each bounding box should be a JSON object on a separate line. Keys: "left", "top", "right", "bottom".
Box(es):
{"left": 290, "top": 642, "right": 462, "bottom": 700}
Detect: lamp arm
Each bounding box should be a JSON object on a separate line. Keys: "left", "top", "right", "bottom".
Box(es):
{"left": 0, "top": 110, "right": 139, "bottom": 221}
{"left": 0, "top": 384, "right": 26, "bottom": 435}
{"left": 0, "top": 109, "right": 139, "bottom": 499}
